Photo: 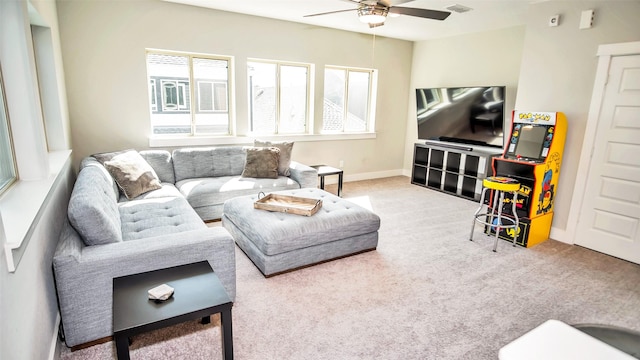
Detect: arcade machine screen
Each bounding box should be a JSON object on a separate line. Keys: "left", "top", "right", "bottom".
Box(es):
{"left": 515, "top": 125, "right": 547, "bottom": 160}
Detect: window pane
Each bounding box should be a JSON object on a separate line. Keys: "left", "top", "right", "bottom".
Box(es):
{"left": 214, "top": 83, "right": 227, "bottom": 111}
{"left": 345, "top": 71, "right": 370, "bottom": 132}
{"left": 147, "top": 53, "right": 190, "bottom": 134}
{"left": 193, "top": 57, "right": 229, "bottom": 134}
{"left": 278, "top": 65, "right": 307, "bottom": 134}
{"left": 177, "top": 83, "right": 188, "bottom": 110}
{"left": 450, "top": 87, "right": 467, "bottom": 99}
{"left": 248, "top": 62, "right": 277, "bottom": 134}
{"left": 0, "top": 68, "right": 16, "bottom": 193}
{"left": 425, "top": 89, "right": 439, "bottom": 107}
{"left": 323, "top": 68, "right": 372, "bottom": 133}
{"left": 162, "top": 81, "right": 178, "bottom": 110}
{"left": 198, "top": 82, "right": 214, "bottom": 111}
{"left": 322, "top": 68, "right": 346, "bottom": 132}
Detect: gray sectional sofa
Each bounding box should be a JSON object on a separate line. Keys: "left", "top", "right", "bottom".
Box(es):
{"left": 53, "top": 146, "right": 317, "bottom": 348}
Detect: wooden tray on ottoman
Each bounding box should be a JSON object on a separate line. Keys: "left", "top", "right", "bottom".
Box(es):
{"left": 254, "top": 193, "right": 322, "bottom": 216}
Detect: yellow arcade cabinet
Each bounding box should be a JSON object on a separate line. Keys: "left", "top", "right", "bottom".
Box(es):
{"left": 485, "top": 110, "right": 567, "bottom": 247}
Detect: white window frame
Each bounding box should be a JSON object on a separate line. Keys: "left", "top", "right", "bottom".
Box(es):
{"left": 146, "top": 49, "right": 234, "bottom": 137}
{"left": 0, "top": 64, "right": 17, "bottom": 195}
{"left": 322, "top": 65, "right": 377, "bottom": 134}
{"left": 149, "top": 79, "right": 157, "bottom": 112}
{"left": 247, "top": 58, "right": 313, "bottom": 136}
{"left": 177, "top": 82, "right": 188, "bottom": 110}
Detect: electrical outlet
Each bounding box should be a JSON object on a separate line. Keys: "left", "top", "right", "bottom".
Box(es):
{"left": 339, "top": 160, "right": 344, "bottom": 168}
{"left": 549, "top": 14, "right": 560, "bottom": 27}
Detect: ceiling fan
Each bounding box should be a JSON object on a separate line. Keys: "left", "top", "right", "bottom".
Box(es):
{"left": 304, "top": 0, "right": 451, "bottom": 28}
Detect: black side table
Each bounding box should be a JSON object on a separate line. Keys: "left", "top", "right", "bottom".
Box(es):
{"left": 310, "top": 165, "right": 343, "bottom": 197}
{"left": 113, "top": 261, "right": 233, "bottom": 360}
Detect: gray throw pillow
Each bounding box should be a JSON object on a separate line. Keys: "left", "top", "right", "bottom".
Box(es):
{"left": 241, "top": 147, "right": 280, "bottom": 179}
{"left": 68, "top": 166, "right": 123, "bottom": 246}
{"left": 96, "top": 150, "right": 162, "bottom": 199}
{"left": 254, "top": 140, "right": 293, "bottom": 176}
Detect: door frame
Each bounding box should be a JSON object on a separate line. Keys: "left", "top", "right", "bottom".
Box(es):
{"left": 566, "top": 41, "right": 640, "bottom": 245}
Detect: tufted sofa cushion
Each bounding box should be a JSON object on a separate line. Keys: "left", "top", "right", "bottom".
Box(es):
{"left": 119, "top": 197, "right": 206, "bottom": 241}
{"left": 172, "top": 147, "right": 247, "bottom": 182}
{"left": 140, "top": 150, "right": 175, "bottom": 184}
{"left": 177, "top": 175, "right": 300, "bottom": 210}
{"left": 68, "top": 164, "right": 122, "bottom": 246}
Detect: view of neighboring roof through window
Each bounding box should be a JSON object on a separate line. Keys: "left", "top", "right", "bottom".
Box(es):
{"left": 248, "top": 59, "right": 311, "bottom": 135}
{"left": 323, "top": 66, "right": 375, "bottom": 133}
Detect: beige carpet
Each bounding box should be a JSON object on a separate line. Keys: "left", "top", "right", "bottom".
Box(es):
{"left": 59, "top": 176, "right": 640, "bottom": 359}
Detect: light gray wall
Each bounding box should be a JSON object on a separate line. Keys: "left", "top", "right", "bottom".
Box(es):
{"left": 404, "top": 26, "right": 526, "bottom": 169}
{"left": 0, "top": 163, "right": 74, "bottom": 360}
{"left": 514, "top": 0, "right": 640, "bottom": 236}
{"left": 406, "top": 0, "right": 640, "bottom": 240}
{"left": 0, "top": 0, "right": 74, "bottom": 359}
{"left": 57, "top": 0, "right": 413, "bottom": 177}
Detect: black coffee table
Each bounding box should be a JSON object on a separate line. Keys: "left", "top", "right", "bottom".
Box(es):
{"left": 113, "top": 261, "right": 233, "bottom": 360}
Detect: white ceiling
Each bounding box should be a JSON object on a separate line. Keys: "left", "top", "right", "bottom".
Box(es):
{"left": 165, "top": 0, "right": 536, "bottom": 42}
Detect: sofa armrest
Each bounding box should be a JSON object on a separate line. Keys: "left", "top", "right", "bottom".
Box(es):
{"left": 288, "top": 161, "right": 318, "bottom": 189}
{"left": 53, "top": 224, "right": 236, "bottom": 347}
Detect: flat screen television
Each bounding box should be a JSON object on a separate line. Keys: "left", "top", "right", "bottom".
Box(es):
{"left": 416, "top": 86, "right": 506, "bottom": 149}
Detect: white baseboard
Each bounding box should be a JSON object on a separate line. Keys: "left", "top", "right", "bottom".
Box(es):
{"left": 550, "top": 226, "right": 572, "bottom": 244}
{"left": 344, "top": 169, "right": 405, "bottom": 183}
{"left": 320, "top": 169, "right": 406, "bottom": 185}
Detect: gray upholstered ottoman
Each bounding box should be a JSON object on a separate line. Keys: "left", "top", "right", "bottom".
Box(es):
{"left": 222, "top": 188, "right": 380, "bottom": 277}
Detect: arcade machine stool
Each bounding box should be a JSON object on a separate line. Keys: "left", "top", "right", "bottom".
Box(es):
{"left": 470, "top": 176, "right": 520, "bottom": 252}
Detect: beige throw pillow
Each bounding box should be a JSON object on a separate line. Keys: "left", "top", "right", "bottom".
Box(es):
{"left": 254, "top": 140, "right": 293, "bottom": 176}
{"left": 241, "top": 147, "right": 280, "bottom": 179}
{"left": 95, "top": 150, "right": 162, "bottom": 199}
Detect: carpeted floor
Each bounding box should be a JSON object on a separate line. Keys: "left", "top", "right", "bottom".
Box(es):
{"left": 59, "top": 176, "right": 640, "bottom": 359}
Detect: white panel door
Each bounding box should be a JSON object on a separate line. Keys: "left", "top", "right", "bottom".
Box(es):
{"left": 575, "top": 54, "right": 640, "bottom": 264}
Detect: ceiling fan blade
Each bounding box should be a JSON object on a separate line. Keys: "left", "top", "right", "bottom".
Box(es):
{"left": 377, "top": 0, "right": 415, "bottom": 7}
{"left": 304, "top": 8, "right": 357, "bottom": 18}
{"left": 388, "top": 6, "right": 451, "bottom": 20}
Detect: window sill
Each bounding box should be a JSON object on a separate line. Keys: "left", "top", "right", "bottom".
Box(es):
{"left": 1, "top": 149, "right": 72, "bottom": 272}
{"left": 148, "top": 132, "right": 377, "bottom": 147}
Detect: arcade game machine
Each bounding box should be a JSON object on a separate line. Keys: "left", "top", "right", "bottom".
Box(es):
{"left": 485, "top": 110, "right": 567, "bottom": 247}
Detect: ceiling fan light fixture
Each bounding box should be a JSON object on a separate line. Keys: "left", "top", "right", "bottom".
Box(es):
{"left": 358, "top": 6, "right": 388, "bottom": 24}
